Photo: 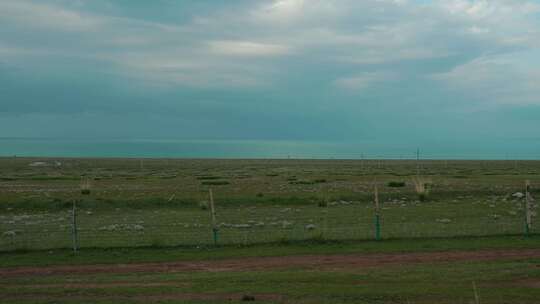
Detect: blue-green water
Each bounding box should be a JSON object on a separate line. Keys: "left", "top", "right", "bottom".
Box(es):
{"left": 0, "top": 138, "right": 538, "bottom": 159}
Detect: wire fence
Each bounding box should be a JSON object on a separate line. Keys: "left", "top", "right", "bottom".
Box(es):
{"left": 1, "top": 201, "right": 535, "bottom": 252}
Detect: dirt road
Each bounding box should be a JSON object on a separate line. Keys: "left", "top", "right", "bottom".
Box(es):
{"left": 2, "top": 248, "right": 539, "bottom": 278}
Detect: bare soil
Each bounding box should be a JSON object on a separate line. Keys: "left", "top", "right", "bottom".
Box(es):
{"left": 1, "top": 248, "right": 539, "bottom": 278}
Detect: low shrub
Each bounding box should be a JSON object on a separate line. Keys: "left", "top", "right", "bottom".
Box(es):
{"left": 387, "top": 181, "right": 406, "bottom": 187}
{"left": 197, "top": 176, "right": 221, "bottom": 180}
{"left": 198, "top": 201, "right": 209, "bottom": 210}
{"left": 241, "top": 295, "right": 255, "bottom": 301}
{"left": 412, "top": 177, "right": 432, "bottom": 201}
{"left": 290, "top": 180, "right": 315, "bottom": 185}
{"left": 201, "top": 181, "right": 230, "bottom": 186}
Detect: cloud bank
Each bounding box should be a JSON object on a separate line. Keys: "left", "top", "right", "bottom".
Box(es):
{"left": 0, "top": 0, "right": 539, "bottom": 146}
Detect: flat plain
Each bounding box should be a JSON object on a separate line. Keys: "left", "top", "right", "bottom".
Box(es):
{"left": 1, "top": 157, "right": 539, "bottom": 303}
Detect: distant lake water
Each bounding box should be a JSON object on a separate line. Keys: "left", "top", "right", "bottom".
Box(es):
{"left": 0, "top": 138, "right": 538, "bottom": 160}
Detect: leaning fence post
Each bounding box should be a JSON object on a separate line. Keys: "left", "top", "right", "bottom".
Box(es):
{"left": 209, "top": 188, "right": 219, "bottom": 245}
{"left": 374, "top": 183, "right": 381, "bottom": 241}
{"left": 72, "top": 200, "right": 79, "bottom": 253}
{"left": 472, "top": 281, "right": 480, "bottom": 304}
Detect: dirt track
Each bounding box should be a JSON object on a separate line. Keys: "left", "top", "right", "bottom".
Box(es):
{"left": 2, "top": 248, "right": 539, "bottom": 278}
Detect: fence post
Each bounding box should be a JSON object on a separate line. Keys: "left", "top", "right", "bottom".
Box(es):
{"left": 374, "top": 184, "right": 381, "bottom": 241}
{"left": 72, "top": 200, "right": 79, "bottom": 253}
{"left": 323, "top": 209, "right": 328, "bottom": 239}
{"left": 472, "top": 281, "right": 480, "bottom": 304}
{"left": 525, "top": 180, "right": 532, "bottom": 237}
{"left": 209, "top": 188, "right": 219, "bottom": 245}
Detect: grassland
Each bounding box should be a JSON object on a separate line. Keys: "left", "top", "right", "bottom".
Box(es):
{"left": 1, "top": 157, "right": 539, "bottom": 303}
{"left": 1, "top": 158, "right": 538, "bottom": 250}
{"left": 1, "top": 236, "right": 540, "bottom": 303}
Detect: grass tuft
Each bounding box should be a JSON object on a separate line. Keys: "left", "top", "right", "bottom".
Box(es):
{"left": 412, "top": 177, "right": 431, "bottom": 201}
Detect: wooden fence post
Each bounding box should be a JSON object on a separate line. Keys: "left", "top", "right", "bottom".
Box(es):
{"left": 472, "top": 281, "right": 480, "bottom": 304}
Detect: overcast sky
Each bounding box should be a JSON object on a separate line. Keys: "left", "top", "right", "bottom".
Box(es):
{"left": 1, "top": 0, "right": 539, "bottom": 151}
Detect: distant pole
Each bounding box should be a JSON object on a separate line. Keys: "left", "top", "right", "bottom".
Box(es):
{"left": 361, "top": 153, "right": 364, "bottom": 171}
{"left": 209, "top": 188, "right": 218, "bottom": 245}
{"left": 374, "top": 183, "right": 381, "bottom": 241}
{"left": 140, "top": 159, "right": 144, "bottom": 171}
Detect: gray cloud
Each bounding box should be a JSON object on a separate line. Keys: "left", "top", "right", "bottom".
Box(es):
{"left": 0, "top": 0, "right": 539, "bottom": 142}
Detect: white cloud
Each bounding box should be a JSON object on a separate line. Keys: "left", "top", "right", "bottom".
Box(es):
{"left": 207, "top": 40, "right": 291, "bottom": 57}
{"left": 442, "top": 0, "right": 540, "bottom": 19}
{"left": 432, "top": 54, "right": 540, "bottom": 105}
{"left": 0, "top": 1, "right": 102, "bottom": 31}
{"left": 468, "top": 26, "right": 490, "bottom": 34}
{"left": 254, "top": 0, "right": 305, "bottom": 23}
{"left": 111, "top": 51, "right": 274, "bottom": 89}
{"left": 1, "top": 0, "right": 539, "bottom": 96}
{"left": 334, "top": 72, "right": 398, "bottom": 91}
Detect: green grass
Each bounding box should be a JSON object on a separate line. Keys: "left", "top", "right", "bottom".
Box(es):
{"left": 1, "top": 158, "right": 538, "bottom": 251}
{"left": 1, "top": 238, "right": 539, "bottom": 303}
{"left": 0, "top": 157, "right": 539, "bottom": 303}
{"left": 201, "top": 180, "right": 230, "bottom": 186}
{"left": 1, "top": 197, "right": 532, "bottom": 251}
{"left": 1, "top": 235, "right": 538, "bottom": 268}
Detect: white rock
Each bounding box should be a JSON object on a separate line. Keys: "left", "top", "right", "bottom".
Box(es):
{"left": 512, "top": 192, "right": 524, "bottom": 199}
{"left": 281, "top": 220, "right": 293, "bottom": 229}
{"left": 233, "top": 224, "right": 251, "bottom": 229}
{"left": 3, "top": 231, "right": 17, "bottom": 237}
{"left": 436, "top": 218, "right": 452, "bottom": 223}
